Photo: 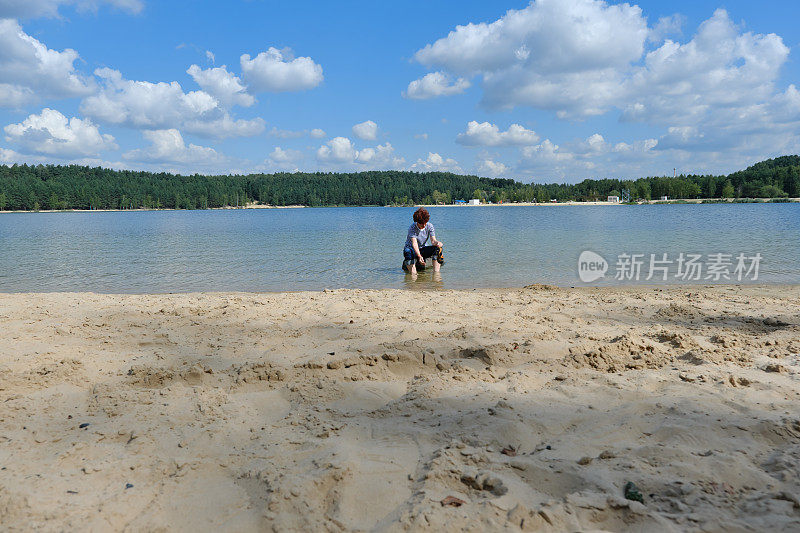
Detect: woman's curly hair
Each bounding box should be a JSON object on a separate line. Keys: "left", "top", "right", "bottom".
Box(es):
{"left": 413, "top": 207, "right": 430, "bottom": 225}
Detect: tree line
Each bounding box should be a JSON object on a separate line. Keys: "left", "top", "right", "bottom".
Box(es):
{"left": 0, "top": 155, "right": 798, "bottom": 211}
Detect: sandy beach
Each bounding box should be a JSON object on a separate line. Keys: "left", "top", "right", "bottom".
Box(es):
{"left": 1, "top": 285, "right": 799, "bottom": 531}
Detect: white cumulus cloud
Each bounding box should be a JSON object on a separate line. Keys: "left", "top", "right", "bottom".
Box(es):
{"left": 409, "top": 152, "right": 462, "bottom": 173}
{"left": 81, "top": 68, "right": 263, "bottom": 138}
{"left": 352, "top": 120, "right": 377, "bottom": 141}
{"left": 123, "top": 129, "right": 226, "bottom": 166}
{"left": 649, "top": 14, "right": 685, "bottom": 43}
{"left": 82, "top": 67, "right": 216, "bottom": 127}
{"left": 516, "top": 133, "right": 664, "bottom": 182}
{"left": 316, "top": 136, "right": 356, "bottom": 163}
{"left": 240, "top": 47, "right": 323, "bottom": 92}
{"left": 0, "top": 147, "right": 22, "bottom": 163}
{"left": 183, "top": 114, "right": 264, "bottom": 139}
{"left": 355, "top": 143, "right": 395, "bottom": 164}
{"left": 521, "top": 139, "right": 572, "bottom": 164}
{"left": 409, "top": 2, "right": 800, "bottom": 173}
{"left": 414, "top": 0, "right": 646, "bottom": 75}
{"left": 0, "top": 19, "right": 95, "bottom": 107}
{"left": 316, "top": 136, "right": 403, "bottom": 169}
{"left": 0, "top": 83, "right": 34, "bottom": 107}
{"left": 404, "top": 71, "right": 471, "bottom": 99}
{"left": 269, "top": 146, "right": 303, "bottom": 164}
{"left": 412, "top": 0, "right": 647, "bottom": 115}
{"left": 456, "top": 121, "right": 539, "bottom": 146}
{"left": 4, "top": 108, "right": 117, "bottom": 157}
{"left": 624, "top": 9, "right": 789, "bottom": 126}
{"left": 476, "top": 159, "right": 509, "bottom": 177}
{"left": 414, "top": 3, "right": 791, "bottom": 126}
{"left": 186, "top": 64, "right": 254, "bottom": 108}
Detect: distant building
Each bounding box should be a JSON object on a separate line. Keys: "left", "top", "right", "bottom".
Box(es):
{"left": 454, "top": 199, "right": 467, "bottom": 205}
{"left": 550, "top": 199, "right": 557, "bottom": 203}
{"left": 660, "top": 195, "right": 669, "bottom": 201}
{"left": 469, "top": 199, "right": 481, "bottom": 205}
{"left": 607, "top": 195, "right": 620, "bottom": 203}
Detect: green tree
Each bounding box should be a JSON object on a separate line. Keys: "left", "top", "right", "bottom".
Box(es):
{"left": 787, "top": 168, "right": 800, "bottom": 197}
{"left": 431, "top": 190, "right": 449, "bottom": 204}
{"left": 758, "top": 184, "right": 788, "bottom": 198}
{"left": 721, "top": 180, "right": 735, "bottom": 198}
{"left": 706, "top": 176, "right": 717, "bottom": 198}
{"left": 48, "top": 193, "right": 62, "bottom": 210}
{"left": 1, "top": 156, "right": 799, "bottom": 211}
{"left": 637, "top": 180, "right": 652, "bottom": 200}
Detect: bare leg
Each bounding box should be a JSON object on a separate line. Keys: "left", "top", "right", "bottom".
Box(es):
{"left": 433, "top": 257, "right": 440, "bottom": 272}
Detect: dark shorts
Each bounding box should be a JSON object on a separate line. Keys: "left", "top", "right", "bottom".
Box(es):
{"left": 403, "top": 245, "right": 439, "bottom": 266}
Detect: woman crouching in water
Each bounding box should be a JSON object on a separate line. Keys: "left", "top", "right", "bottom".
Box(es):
{"left": 402, "top": 207, "right": 444, "bottom": 274}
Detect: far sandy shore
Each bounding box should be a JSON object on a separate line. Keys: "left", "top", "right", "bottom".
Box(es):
{"left": 0, "top": 204, "right": 307, "bottom": 214}
{"left": 1, "top": 286, "right": 799, "bottom": 531}
{"left": 1, "top": 197, "right": 798, "bottom": 214}
{"left": 419, "top": 197, "right": 800, "bottom": 207}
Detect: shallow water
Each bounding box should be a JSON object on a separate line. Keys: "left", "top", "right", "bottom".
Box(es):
{"left": 0, "top": 204, "right": 798, "bottom": 292}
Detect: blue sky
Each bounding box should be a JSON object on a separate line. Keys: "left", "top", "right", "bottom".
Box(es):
{"left": 2, "top": 0, "right": 800, "bottom": 182}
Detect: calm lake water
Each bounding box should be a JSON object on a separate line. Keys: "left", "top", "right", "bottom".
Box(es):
{"left": 0, "top": 204, "right": 798, "bottom": 292}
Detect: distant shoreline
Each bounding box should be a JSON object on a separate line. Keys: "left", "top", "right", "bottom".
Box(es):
{"left": 0, "top": 197, "right": 797, "bottom": 214}
{"left": 0, "top": 204, "right": 307, "bottom": 214}
{"left": 422, "top": 198, "right": 800, "bottom": 207}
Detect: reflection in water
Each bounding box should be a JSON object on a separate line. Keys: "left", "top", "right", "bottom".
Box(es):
{"left": 403, "top": 265, "right": 444, "bottom": 290}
